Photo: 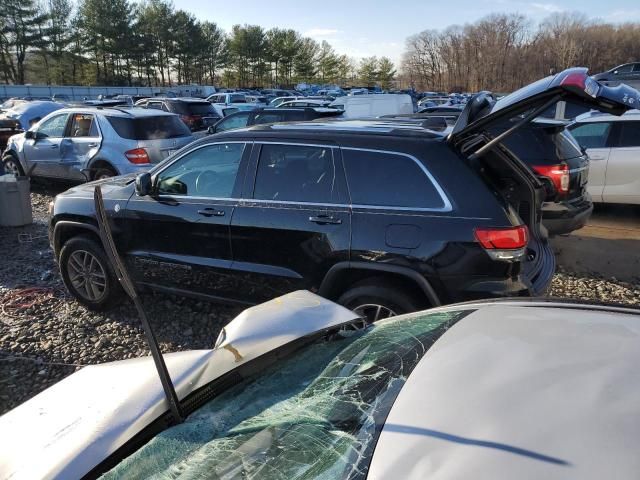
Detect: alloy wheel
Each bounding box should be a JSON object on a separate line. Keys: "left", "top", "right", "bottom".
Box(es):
{"left": 4, "top": 159, "right": 20, "bottom": 176}
{"left": 66, "top": 250, "right": 107, "bottom": 302}
{"left": 352, "top": 303, "right": 397, "bottom": 323}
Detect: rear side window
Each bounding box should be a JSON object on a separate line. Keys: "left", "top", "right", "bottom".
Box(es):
{"left": 171, "top": 102, "right": 215, "bottom": 115}
{"left": 106, "top": 116, "right": 191, "bottom": 140}
{"left": 616, "top": 121, "right": 640, "bottom": 148}
{"left": 254, "top": 144, "right": 337, "bottom": 203}
{"left": 569, "top": 122, "right": 613, "bottom": 149}
{"left": 342, "top": 149, "right": 445, "bottom": 209}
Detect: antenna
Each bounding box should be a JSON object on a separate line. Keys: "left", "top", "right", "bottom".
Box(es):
{"left": 93, "top": 186, "right": 184, "bottom": 424}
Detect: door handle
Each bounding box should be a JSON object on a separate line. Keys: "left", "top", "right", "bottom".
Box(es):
{"left": 50, "top": 144, "right": 59, "bottom": 149}
{"left": 589, "top": 155, "right": 606, "bottom": 161}
{"left": 309, "top": 215, "right": 342, "bottom": 225}
{"left": 198, "top": 208, "right": 225, "bottom": 217}
{"left": 87, "top": 143, "right": 98, "bottom": 148}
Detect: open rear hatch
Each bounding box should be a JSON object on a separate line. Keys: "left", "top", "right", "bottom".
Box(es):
{"left": 449, "top": 68, "right": 640, "bottom": 292}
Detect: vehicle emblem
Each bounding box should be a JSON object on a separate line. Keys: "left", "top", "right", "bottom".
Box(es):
{"left": 114, "top": 203, "right": 121, "bottom": 213}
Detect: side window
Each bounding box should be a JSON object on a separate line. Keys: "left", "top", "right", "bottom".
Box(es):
{"left": 569, "top": 122, "right": 612, "bottom": 149}
{"left": 156, "top": 143, "right": 245, "bottom": 198}
{"left": 616, "top": 64, "right": 634, "bottom": 74}
{"left": 342, "top": 149, "right": 445, "bottom": 209}
{"left": 69, "top": 114, "right": 98, "bottom": 137}
{"left": 616, "top": 121, "right": 640, "bottom": 148}
{"left": 632, "top": 64, "right": 640, "bottom": 73}
{"left": 216, "top": 113, "right": 250, "bottom": 132}
{"left": 147, "top": 102, "right": 163, "bottom": 110}
{"left": 36, "top": 114, "right": 69, "bottom": 138}
{"left": 254, "top": 144, "right": 336, "bottom": 203}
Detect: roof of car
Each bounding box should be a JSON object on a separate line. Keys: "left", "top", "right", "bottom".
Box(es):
{"left": 56, "top": 106, "right": 177, "bottom": 118}
{"left": 218, "top": 119, "right": 445, "bottom": 139}
{"left": 369, "top": 300, "right": 640, "bottom": 480}
{"left": 574, "top": 108, "right": 640, "bottom": 123}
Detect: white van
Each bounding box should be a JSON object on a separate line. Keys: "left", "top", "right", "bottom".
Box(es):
{"left": 331, "top": 94, "right": 414, "bottom": 118}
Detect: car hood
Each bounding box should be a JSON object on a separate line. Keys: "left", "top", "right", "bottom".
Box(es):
{"left": 58, "top": 173, "right": 138, "bottom": 198}
{"left": 0, "top": 291, "right": 360, "bottom": 480}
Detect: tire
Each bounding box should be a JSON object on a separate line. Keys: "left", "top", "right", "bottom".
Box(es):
{"left": 2, "top": 154, "right": 24, "bottom": 176}
{"left": 59, "top": 235, "right": 124, "bottom": 311}
{"left": 93, "top": 166, "right": 117, "bottom": 180}
{"left": 337, "top": 281, "right": 422, "bottom": 323}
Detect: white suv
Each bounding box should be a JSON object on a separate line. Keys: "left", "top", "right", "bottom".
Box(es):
{"left": 568, "top": 110, "right": 640, "bottom": 204}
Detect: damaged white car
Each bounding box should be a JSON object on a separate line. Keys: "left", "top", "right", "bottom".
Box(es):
{"left": 1, "top": 291, "right": 640, "bottom": 479}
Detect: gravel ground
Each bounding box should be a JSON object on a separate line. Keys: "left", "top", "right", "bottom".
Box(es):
{"left": 1, "top": 182, "right": 639, "bottom": 415}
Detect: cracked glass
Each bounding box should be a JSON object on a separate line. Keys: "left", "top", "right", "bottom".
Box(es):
{"left": 101, "top": 309, "right": 470, "bottom": 480}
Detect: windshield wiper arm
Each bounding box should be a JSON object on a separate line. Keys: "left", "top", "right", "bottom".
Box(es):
{"left": 94, "top": 186, "right": 184, "bottom": 424}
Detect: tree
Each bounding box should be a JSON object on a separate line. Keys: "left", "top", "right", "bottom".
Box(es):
{"left": 294, "top": 37, "right": 318, "bottom": 83}
{"left": 377, "top": 57, "right": 396, "bottom": 89}
{"left": 2, "top": 0, "right": 47, "bottom": 84}
{"left": 358, "top": 56, "right": 378, "bottom": 86}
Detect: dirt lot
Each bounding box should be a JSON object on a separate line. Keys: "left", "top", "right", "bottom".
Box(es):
{"left": 1, "top": 182, "right": 639, "bottom": 415}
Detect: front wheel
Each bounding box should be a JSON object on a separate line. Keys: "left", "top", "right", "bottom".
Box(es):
{"left": 59, "top": 235, "right": 124, "bottom": 311}
{"left": 2, "top": 155, "right": 24, "bottom": 176}
{"left": 337, "top": 282, "right": 422, "bottom": 323}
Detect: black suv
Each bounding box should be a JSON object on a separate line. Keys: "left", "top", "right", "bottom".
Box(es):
{"left": 209, "top": 107, "right": 343, "bottom": 134}
{"left": 135, "top": 97, "right": 220, "bottom": 131}
{"left": 49, "top": 69, "right": 639, "bottom": 320}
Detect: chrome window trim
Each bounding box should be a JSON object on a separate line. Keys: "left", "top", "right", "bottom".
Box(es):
{"left": 148, "top": 141, "right": 454, "bottom": 214}
{"left": 341, "top": 146, "right": 453, "bottom": 213}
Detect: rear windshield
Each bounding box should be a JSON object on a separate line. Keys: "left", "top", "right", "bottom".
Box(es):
{"left": 101, "top": 309, "right": 470, "bottom": 480}
{"left": 106, "top": 116, "right": 191, "bottom": 140}
{"left": 172, "top": 102, "right": 217, "bottom": 115}
{"left": 494, "top": 121, "right": 583, "bottom": 163}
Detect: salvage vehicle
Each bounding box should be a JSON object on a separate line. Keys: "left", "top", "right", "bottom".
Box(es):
{"left": 2, "top": 292, "right": 640, "bottom": 479}
{"left": 568, "top": 109, "right": 640, "bottom": 205}
{"left": 0, "top": 100, "right": 64, "bottom": 150}
{"left": 208, "top": 107, "right": 343, "bottom": 134}
{"left": 135, "top": 97, "right": 220, "bottom": 131}
{"left": 48, "top": 68, "right": 639, "bottom": 318}
{"left": 206, "top": 93, "right": 259, "bottom": 118}
{"left": 3, "top": 107, "right": 194, "bottom": 180}
{"left": 331, "top": 93, "right": 415, "bottom": 117}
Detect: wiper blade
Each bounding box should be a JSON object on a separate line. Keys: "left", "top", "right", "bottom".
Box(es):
{"left": 94, "top": 186, "right": 184, "bottom": 424}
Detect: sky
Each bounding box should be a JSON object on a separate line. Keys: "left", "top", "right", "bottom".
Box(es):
{"left": 170, "top": 0, "right": 640, "bottom": 64}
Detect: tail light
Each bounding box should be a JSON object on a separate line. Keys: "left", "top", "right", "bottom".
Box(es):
{"left": 125, "top": 148, "right": 150, "bottom": 164}
{"left": 532, "top": 164, "right": 569, "bottom": 195}
{"left": 180, "top": 115, "right": 200, "bottom": 127}
{"left": 560, "top": 72, "right": 600, "bottom": 98}
{"left": 475, "top": 225, "right": 528, "bottom": 261}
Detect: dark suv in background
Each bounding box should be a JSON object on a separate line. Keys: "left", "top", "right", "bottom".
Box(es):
{"left": 209, "top": 107, "right": 343, "bottom": 134}
{"left": 135, "top": 97, "right": 220, "bottom": 131}
{"left": 48, "top": 69, "right": 638, "bottom": 321}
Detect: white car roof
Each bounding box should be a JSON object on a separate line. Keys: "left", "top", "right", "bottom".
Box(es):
{"left": 369, "top": 302, "right": 640, "bottom": 480}
{"left": 574, "top": 108, "right": 640, "bottom": 123}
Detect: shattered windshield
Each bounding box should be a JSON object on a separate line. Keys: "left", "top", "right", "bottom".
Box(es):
{"left": 101, "top": 309, "right": 470, "bottom": 480}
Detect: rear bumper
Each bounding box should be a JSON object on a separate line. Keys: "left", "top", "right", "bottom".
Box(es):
{"left": 542, "top": 196, "right": 593, "bottom": 235}
{"left": 444, "top": 241, "right": 556, "bottom": 301}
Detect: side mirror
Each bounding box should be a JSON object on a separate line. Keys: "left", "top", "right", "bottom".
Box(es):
{"left": 207, "top": 125, "right": 216, "bottom": 134}
{"left": 613, "top": 70, "right": 619, "bottom": 75}
{"left": 135, "top": 172, "right": 153, "bottom": 196}
{"left": 24, "top": 130, "right": 35, "bottom": 140}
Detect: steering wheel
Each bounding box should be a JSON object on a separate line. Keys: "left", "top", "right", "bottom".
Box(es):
{"left": 195, "top": 170, "right": 222, "bottom": 196}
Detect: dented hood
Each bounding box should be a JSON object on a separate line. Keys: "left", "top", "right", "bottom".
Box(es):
{"left": 0, "top": 291, "right": 360, "bottom": 480}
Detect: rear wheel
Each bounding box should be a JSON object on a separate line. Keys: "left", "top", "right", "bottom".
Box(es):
{"left": 2, "top": 154, "right": 24, "bottom": 176}
{"left": 59, "top": 235, "right": 124, "bottom": 311}
{"left": 93, "top": 166, "right": 117, "bottom": 180}
{"left": 337, "top": 281, "right": 422, "bottom": 323}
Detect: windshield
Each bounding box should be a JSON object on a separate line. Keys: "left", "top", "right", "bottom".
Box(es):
{"left": 101, "top": 309, "right": 470, "bottom": 479}
{"left": 106, "top": 115, "right": 191, "bottom": 140}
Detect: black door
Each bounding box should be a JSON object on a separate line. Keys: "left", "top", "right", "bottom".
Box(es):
{"left": 229, "top": 141, "right": 351, "bottom": 303}
{"left": 121, "top": 141, "right": 251, "bottom": 301}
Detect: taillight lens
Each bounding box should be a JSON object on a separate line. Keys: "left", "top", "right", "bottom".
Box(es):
{"left": 560, "top": 72, "right": 599, "bottom": 98}
{"left": 125, "top": 148, "right": 150, "bottom": 164}
{"left": 532, "top": 164, "right": 569, "bottom": 195}
{"left": 475, "top": 225, "right": 529, "bottom": 250}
